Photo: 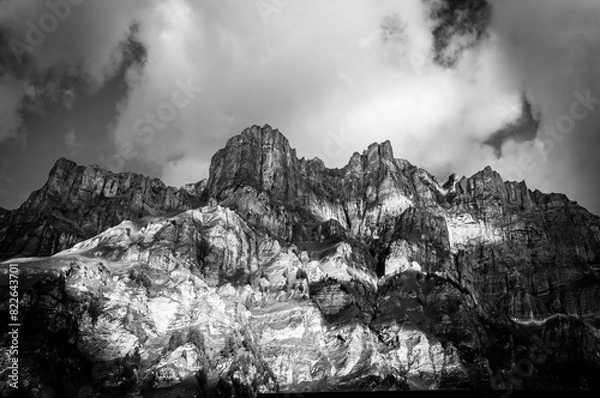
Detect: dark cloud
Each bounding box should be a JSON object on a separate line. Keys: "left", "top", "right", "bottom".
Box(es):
{"left": 380, "top": 14, "right": 407, "bottom": 44}
{"left": 0, "top": 0, "right": 598, "bottom": 216}
{"left": 427, "top": 0, "right": 492, "bottom": 67}
{"left": 485, "top": 0, "right": 600, "bottom": 213}
{"left": 484, "top": 94, "right": 540, "bottom": 157}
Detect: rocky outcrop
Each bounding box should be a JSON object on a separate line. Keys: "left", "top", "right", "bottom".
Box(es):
{"left": 0, "top": 206, "right": 465, "bottom": 396}
{"left": 207, "top": 125, "right": 430, "bottom": 242}
{"left": 209, "top": 125, "right": 600, "bottom": 320}
{"left": 1, "top": 124, "right": 600, "bottom": 396}
{"left": 0, "top": 158, "right": 207, "bottom": 259}
{"left": 442, "top": 166, "right": 600, "bottom": 321}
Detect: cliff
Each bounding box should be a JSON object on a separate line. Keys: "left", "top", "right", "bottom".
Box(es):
{"left": 0, "top": 158, "right": 207, "bottom": 259}
{"left": 1, "top": 125, "right": 599, "bottom": 396}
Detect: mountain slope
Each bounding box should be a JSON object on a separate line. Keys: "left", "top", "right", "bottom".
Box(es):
{"left": 0, "top": 158, "right": 207, "bottom": 259}
{"left": 1, "top": 124, "right": 599, "bottom": 397}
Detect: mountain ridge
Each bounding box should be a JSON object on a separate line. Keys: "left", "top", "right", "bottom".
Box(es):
{"left": 2, "top": 124, "right": 598, "bottom": 261}
{"left": 1, "top": 124, "right": 599, "bottom": 395}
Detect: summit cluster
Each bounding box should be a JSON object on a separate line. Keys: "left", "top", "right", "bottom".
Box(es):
{"left": 1, "top": 125, "right": 599, "bottom": 395}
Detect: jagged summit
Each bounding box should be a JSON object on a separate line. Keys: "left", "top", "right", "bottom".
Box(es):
{"left": 222, "top": 124, "right": 397, "bottom": 171}
{"left": 49, "top": 156, "right": 77, "bottom": 172}
{"left": 0, "top": 155, "right": 207, "bottom": 259}
{"left": 2, "top": 124, "right": 598, "bottom": 260}
{"left": 2, "top": 125, "right": 600, "bottom": 395}
{"left": 47, "top": 126, "right": 505, "bottom": 211}
{"left": 362, "top": 139, "right": 394, "bottom": 160}
{"left": 238, "top": 123, "right": 286, "bottom": 141}
{"left": 219, "top": 125, "right": 526, "bottom": 191}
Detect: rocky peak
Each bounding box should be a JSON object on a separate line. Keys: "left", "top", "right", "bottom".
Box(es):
{"left": 364, "top": 140, "right": 394, "bottom": 162}
{"left": 208, "top": 124, "right": 297, "bottom": 196}
{"left": 209, "top": 126, "right": 398, "bottom": 199}
{"left": 43, "top": 157, "right": 82, "bottom": 198}
{"left": 224, "top": 124, "right": 295, "bottom": 159}
{"left": 48, "top": 156, "right": 76, "bottom": 175}
{"left": 456, "top": 165, "right": 505, "bottom": 197}
{"left": 442, "top": 173, "right": 457, "bottom": 191}
{"left": 239, "top": 123, "right": 291, "bottom": 146}
{"left": 346, "top": 140, "right": 396, "bottom": 174}
{"left": 207, "top": 127, "right": 430, "bottom": 241}
{"left": 2, "top": 125, "right": 600, "bottom": 396}
{"left": 0, "top": 157, "right": 207, "bottom": 259}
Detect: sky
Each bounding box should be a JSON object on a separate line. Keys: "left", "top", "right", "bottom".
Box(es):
{"left": 0, "top": 0, "right": 599, "bottom": 214}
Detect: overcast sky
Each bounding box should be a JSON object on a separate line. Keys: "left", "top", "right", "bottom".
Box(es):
{"left": 0, "top": 0, "right": 599, "bottom": 214}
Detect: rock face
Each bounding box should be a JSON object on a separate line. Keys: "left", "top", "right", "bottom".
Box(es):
{"left": 1, "top": 124, "right": 600, "bottom": 397}
{"left": 0, "top": 158, "right": 207, "bottom": 259}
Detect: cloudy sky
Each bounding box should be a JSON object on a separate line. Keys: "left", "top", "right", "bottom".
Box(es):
{"left": 0, "top": 0, "right": 599, "bottom": 214}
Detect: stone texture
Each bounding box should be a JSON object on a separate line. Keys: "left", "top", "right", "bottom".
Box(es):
{"left": 1, "top": 125, "right": 600, "bottom": 397}
{"left": 0, "top": 158, "right": 207, "bottom": 259}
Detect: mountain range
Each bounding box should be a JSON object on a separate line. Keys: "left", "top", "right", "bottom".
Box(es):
{"left": 1, "top": 124, "right": 600, "bottom": 397}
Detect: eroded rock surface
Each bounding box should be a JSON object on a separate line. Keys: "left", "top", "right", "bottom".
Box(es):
{"left": 0, "top": 158, "right": 207, "bottom": 259}
{"left": 1, "top": 125, "right": 600, "bottom": 397}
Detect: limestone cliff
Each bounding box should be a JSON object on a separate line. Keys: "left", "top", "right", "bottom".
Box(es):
{"left": 0, "top": 158, "right": 207, "bottom": 259}
{"left": 1, "top": 125, "right": 599, "bottom": 397}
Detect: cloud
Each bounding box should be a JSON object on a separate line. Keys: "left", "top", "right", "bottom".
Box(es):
{"left": 427, "top": 0, "right": 492, "bottom": 67}
{"left": 105, "top": 0, "right": 525, "bottom": 187}
{"left": 1, "top": 0, "right": 599, "bottom": 213}
{"left": 484, "top": 94, "right": 540, "bottom": 157}
{"left": 484, "top": 0, "right": 600, "bottom": 211}
{"left": 0, "top": 74, "right": 25, "bottom": 142}
{"left": 63, "top": 128, "right": 82, "bottom": 157}
{"left": 1, "top": 0, "right": 153, "bottom": 83}
{"left": 0, "top": 0, "right": 155, "bottom": 144}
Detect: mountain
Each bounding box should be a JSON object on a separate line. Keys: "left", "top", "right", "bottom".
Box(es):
{"left": 0, "top": 158, "right": 207, "bottom": 259}
{"left": 1, "top": 124, "right": 599, "bottom": 397}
